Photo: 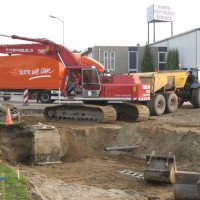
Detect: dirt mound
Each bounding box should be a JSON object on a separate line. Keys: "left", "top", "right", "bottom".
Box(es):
{"left": 0, "top": 123, "right": 34, "bottom": 164}
{"left": 44, "top": 118, "right": 200, "bottom": 174}
{"left": 137, "top": 121, "right": 200, "bottom": 171}
{"left": 59, "top": 125, "right": 122, "bottom": 162}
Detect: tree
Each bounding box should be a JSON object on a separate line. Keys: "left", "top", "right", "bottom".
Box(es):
{"left": 166, "top": 49, "right": 179, "bottom": 70}
{"left": 141, "top": 44, "right": 155, "bottom": 72}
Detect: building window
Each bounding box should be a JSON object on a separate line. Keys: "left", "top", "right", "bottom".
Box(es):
{"left": 88, "top": 52, "right": 93, "bottom": 58}
{"left": 159, "top": 52, "right": 166, "bottom": 63}
{"left": 110, "top": 51, "right": 115, "bottom": 70}
{"left": 104, "top": 51, "right": 108, "bottom": 69}
{"left": 158, "top": 52, "right": 166, "bottom": 70}
{"left": 128, "top": 51, "right": 138, "bottom": 73}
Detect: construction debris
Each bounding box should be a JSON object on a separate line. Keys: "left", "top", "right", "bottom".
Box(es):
{"left": 174, "top": 171, "right": 200, "bottom": 200}
{"left": 30, "top": 123, "right": 62, "bottom": 165}
{"left": 105, "top": 146, "right": 138, "bottom": 152}
{"left": 144, "top": 151, "right": 176, "bottom": 184}
{"left": 119, "top": 170, "right": 144, "bottom": 180}
{"left": 0, "top": 103, "right": 18, "bottom": 121}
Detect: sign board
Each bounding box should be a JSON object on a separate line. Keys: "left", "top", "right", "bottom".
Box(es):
{"left": 147, "top": 4, "right": 175, "bottom": 23}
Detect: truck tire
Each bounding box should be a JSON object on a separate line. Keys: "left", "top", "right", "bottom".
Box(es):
{"left": 163, "top": 93, "right": 178, "bottom": 113}
{"left": 3, "top": 96, "right": 11, "bottom": 101}
{"left": 38, "top": 90, "right": 54, "bottom": 103}
{"left": 147, "top": 94, "right": 166, "bottom": 116}
{"left": 191, "top": 88, "right": 200, "bottom": 108}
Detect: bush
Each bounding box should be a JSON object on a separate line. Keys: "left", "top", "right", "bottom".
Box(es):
{"left": 166, "top": 49, "right": 179, "bottom": 70}
{"left": 141, "top": 44, "right": 155, "bottom": 72}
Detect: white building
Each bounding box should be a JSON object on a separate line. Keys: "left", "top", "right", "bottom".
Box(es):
{"left": 150, "top": 28, "right": 200, "bottom": 69}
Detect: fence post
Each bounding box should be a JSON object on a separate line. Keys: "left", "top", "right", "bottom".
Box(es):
{"left": 23, "top": 88, "right": 29, "bottom": 106}
{"left": 1, "top": 174, "right": 5, "bottom": 200}
{"left": 58, "top": 88, "right": 61, "bottom": 105}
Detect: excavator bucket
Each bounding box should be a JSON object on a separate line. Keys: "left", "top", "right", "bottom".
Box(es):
{"left": 30, "top": 123, "right": 62, "bottom": 165}
{"left": 174, "top": 171, "right": 200, "bottom": 200}
{"left": 144, "top": 151, "right": 176, "bottom": 184}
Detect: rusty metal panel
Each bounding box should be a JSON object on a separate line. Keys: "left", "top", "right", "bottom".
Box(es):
{"left": 174, "top": 171, "right": 200, "bottom": 200}
{"left": 144, "top": 153, "right": 175, "bottom": 184}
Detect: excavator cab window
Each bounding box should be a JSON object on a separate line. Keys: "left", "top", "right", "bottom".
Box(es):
{"left": 67, "top": 70, "right": 82, "bottom": 96}
{"left": 83, "top": 69, "right": 100, "bottom": 88}
{"left": 82, "top": 68, "right": 101, "bottom": 98}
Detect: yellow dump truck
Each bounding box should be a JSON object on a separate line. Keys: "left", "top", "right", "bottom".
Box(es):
{"left": 137, "top": 69, "right": 200, "bottom": 116}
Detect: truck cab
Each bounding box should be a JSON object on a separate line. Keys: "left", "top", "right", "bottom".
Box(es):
{"left": 180, "top": 67, "right": 200, "bottom": 87}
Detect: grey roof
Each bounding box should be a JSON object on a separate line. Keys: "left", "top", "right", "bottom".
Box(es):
{"left": 150, "top": 27, "right": 200, "bottom": 45}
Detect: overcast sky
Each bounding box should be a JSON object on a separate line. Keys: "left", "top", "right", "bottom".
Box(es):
{"left": 0, "top": 0, "right": 199, "bottom": 51}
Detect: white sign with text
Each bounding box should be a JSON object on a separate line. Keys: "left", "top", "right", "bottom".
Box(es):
{"left": 147, "top": 4, "right": 175, "bottom": 23}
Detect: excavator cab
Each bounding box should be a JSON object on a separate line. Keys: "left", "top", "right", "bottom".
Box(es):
{"left": 66, "top": 67, "right": 101, "bottom": 98}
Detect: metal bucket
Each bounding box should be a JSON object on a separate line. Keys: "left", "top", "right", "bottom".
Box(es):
{"left": 174, "top": 171, "right": 200, "bottom": 200}
{"left": 144, "top": 151, "right": 176, "bottom": 184}
{"left": 30, "top": 123, "right": 62, "bottom": 165}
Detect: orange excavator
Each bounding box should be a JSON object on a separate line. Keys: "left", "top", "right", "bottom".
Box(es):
{"left": 0, "top": 34, "right": 150, "bottom": 123}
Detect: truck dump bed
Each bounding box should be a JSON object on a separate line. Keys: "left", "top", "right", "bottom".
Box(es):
{"left": 137, "top": 71, "right": 188, "bottom": 93}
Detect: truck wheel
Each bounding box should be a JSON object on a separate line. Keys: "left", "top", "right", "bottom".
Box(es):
{"left": 38, "top": 90, "right": 53, "bottom": 103}
{"left": 191, "top": 88, "right": 200, "bottom": 108}
{"left": 147, "top": 94, "right": 166, "bottom": 116}
{"left": 3, "top": 97, "right": 11, "bottom": 101}
{"left": 163, "top": 93, "right": 178, "bottom": 113}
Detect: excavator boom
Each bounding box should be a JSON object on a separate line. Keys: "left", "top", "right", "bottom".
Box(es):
{"left": 0, "top": 34, "right": 80, "bottom": 67}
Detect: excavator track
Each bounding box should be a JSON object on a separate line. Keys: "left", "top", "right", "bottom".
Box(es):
{"left": 113, "top": 103, "right": 150, "bottom": 122}
{"left": 44, "top": 104, "right": 117, "bottom": 123}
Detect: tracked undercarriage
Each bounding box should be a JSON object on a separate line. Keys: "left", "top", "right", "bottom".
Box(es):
{"left": 113, "top": 102, "right": 149, "bottom": 122}
{"left": 43, "top": 103, "right": 150, "bottom": 123}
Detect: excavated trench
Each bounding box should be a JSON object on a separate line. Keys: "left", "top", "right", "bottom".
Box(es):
{"left": 1, "top": 114, "right": 200, "bottom": 200}
{"left": 0, "top": 122, "right": 125, "bottom": 164}
{"left": 0, "top": 119, "right": 200, "bottom": 171}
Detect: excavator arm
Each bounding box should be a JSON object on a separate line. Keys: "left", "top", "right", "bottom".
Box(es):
{"left": 0, "top": 34, "right": 106, "bottom": 72}
{"left": 0, "top": 34, "right": 80, "bottom": 67}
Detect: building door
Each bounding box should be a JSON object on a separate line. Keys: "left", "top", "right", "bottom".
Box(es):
{"left": 158, "top": 52, "right": 167, "bottom": 71}
{"left": 128, "top": 51, "right": 138, "bottom": 73}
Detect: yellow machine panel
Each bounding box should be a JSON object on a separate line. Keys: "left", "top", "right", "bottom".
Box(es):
{"left": 138, "top": 71, "right": 188, "bottom": 93}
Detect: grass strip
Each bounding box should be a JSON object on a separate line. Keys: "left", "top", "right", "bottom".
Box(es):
{"left": 0, "top": 164, "right": 31, "bottom": 200}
